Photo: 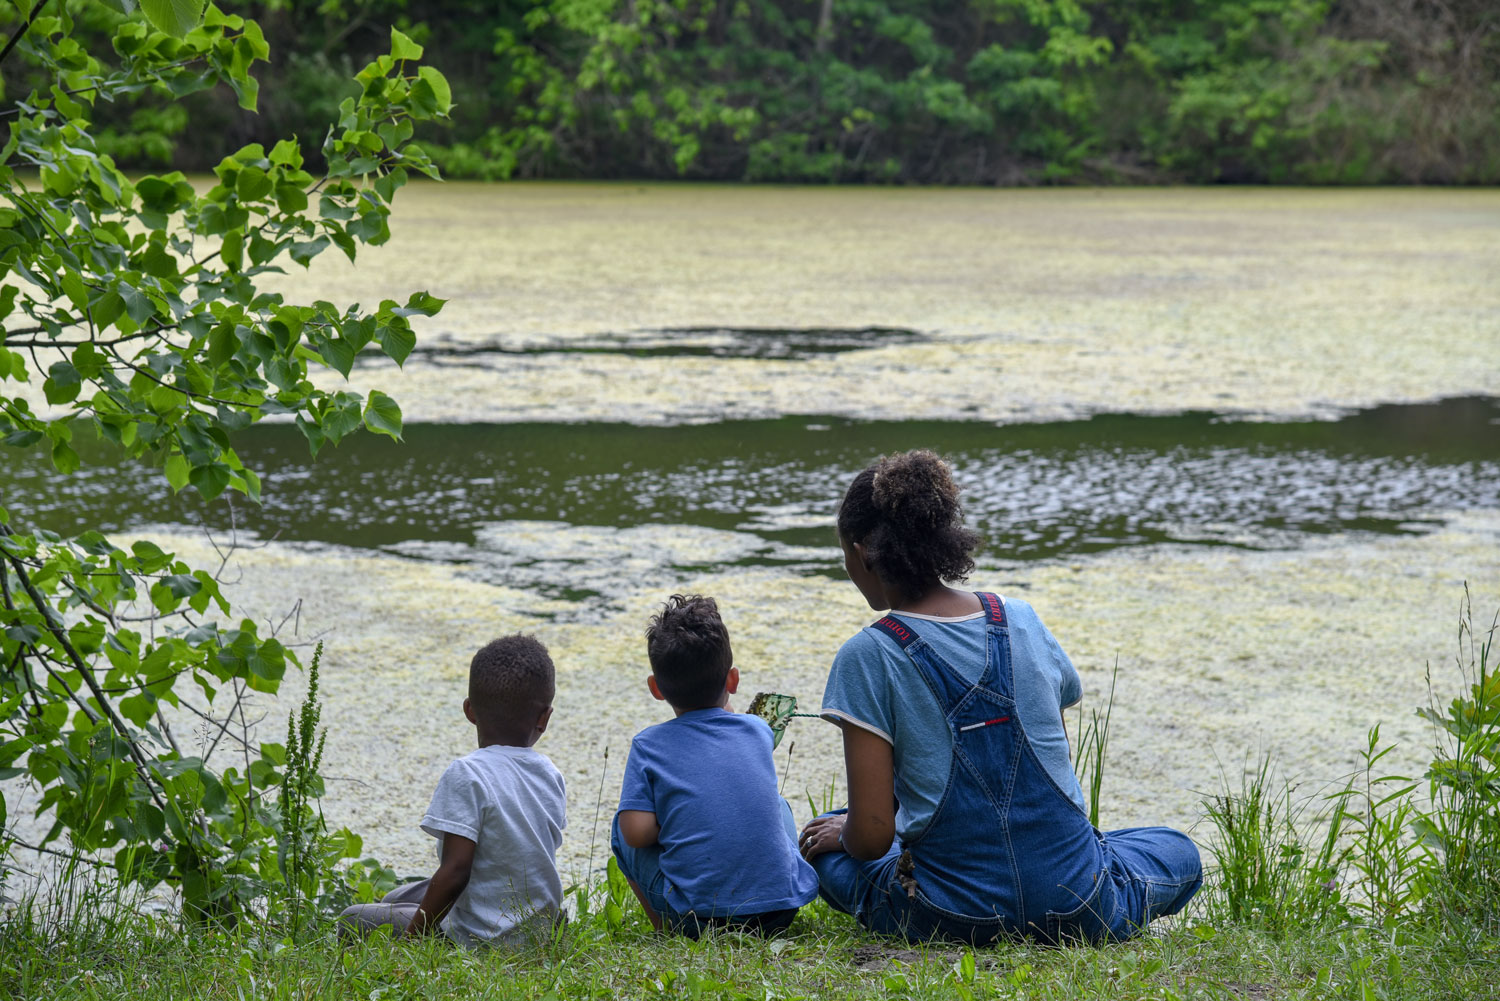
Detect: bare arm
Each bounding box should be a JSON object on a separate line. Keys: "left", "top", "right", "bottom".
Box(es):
{"left": 404, "top": 833, "right": 476, "bottom": 937}
{"left": 617, "top": 809, "right": 661, "bottom": 849}
{"left": 800, "top": 722, "right": 896, "bottom": 861}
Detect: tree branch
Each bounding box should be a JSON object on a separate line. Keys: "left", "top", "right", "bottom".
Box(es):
{"left": 4, "top": 325, "right": 178, "bottom": 350}
{"left": 0, "top": 0, "right": 51, "bottom": 70}
{"left": 1, "top": 529, "right": 170, "bottom": 816}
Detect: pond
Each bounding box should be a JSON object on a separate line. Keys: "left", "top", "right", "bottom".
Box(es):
{"left": 4, "top": 185, "right": 1498, "bottom": 878}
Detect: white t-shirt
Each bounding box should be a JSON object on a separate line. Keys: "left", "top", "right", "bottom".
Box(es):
{"left": 420, "top": 744, "right": 567, "bottom": 946}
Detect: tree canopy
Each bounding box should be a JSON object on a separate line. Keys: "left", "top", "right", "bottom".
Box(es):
{"left": 12, "top": 0, "right": 1497, "bottom": 185}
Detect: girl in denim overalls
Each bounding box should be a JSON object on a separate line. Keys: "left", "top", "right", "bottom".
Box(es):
{"left": 798, "top": 450, "right": 1201, "bottom": 944}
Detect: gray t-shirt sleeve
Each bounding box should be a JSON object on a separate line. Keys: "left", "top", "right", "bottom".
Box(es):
{"left": 421, "top": 758, "right": 484, "bottom": 844}
{"left": 1041, "top": 618, "right": 1083, "bottom": 709}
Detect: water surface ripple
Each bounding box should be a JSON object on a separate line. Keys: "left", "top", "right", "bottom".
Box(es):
{"left": 3, "top": 399, "right": 1495, "bottom": 585}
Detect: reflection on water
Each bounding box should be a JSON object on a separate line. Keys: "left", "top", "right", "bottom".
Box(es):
{"left": 3, "top": 399, "right": 1496, "bottom": 589}
{"left": 395, "top": 326, "right": 929, "bottom": 363}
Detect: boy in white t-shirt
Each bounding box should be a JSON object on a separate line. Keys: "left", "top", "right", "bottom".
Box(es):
{"left": 339, "top": 635, "right": 568, "bottom": 947}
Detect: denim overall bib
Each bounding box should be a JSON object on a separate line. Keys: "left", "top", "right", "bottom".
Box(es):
{"left": 813, "top": 592, "right": 1201, "bottom": 943}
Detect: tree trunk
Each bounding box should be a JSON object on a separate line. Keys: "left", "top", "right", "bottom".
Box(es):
{"left": 815, "top": 0, "right": 835, "bottom": 54}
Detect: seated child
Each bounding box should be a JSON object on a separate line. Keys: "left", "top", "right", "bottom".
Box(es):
{"left": 339, "top": 634, "right": 567, "bottom": 947}
{"left": 611, "top": 594, "right": 819, "bottom": 937}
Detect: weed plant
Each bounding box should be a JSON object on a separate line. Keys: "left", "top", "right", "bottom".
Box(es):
{"left": 1414, "top": 587, "right": 1500, "bottom": 941}
{"left": 1200, "top": 754, "right": 1351, "bottom": 936}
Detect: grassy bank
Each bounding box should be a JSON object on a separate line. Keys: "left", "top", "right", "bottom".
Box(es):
{"left": 1, "top": 881, "right": 1494, "bottom": 1000}
{"left": 3, "top": 594, "right": 1496, "bottom": 1001}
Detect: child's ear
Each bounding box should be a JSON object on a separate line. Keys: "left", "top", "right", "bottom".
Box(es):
{"left": 534, "top": 705, "right": 553, "bottom": 736}
{"left": 725, "top": 667, "right": 740, "bottom": 695}
{"left": 646, "top": 675, "right": 666, "bottom": 702}
{"left": 463, "top": 698, "right": 477, "bottom": 725}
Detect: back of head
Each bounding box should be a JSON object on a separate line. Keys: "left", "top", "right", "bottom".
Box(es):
{"left": 470, "top": 634, "right": 555, "bottom": 736}
{"left": 836, "top": 449, "right": 981, "bottom": 596}
{"left": 645, "top": 595, "right": 733, "bottom": 710}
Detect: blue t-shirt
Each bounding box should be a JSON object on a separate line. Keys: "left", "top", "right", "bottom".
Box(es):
{"left": 616, "top": 708, "right": 819, "bottom": 916}
{"left": 819, "top": 596, "right": 1086, "bottom": 841}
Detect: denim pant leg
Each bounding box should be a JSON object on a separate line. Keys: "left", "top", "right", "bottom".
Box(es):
{"left": 806, "top": 811, "right": 910, "bottom": 935}
{"left": 1101, "top": 826, "right": 1203, "bottom": 934}
{"left": 610, "top": 815, "right": 676, "bottom": 922}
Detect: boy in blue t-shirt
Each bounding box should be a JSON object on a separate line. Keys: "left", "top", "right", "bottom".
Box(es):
{"left": 612, "top": 594, "right": 819, "bottom": 937}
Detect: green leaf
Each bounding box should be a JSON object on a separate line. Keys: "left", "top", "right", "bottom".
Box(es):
{"left": 295, "top": 415, "right": 325, "bottom": 457}
{"left": 221, "top": 230, "right": 243, "bottom": 272}
{"left": 377, "top": 324, "right": 415, "bottom": 366}
{"left": 164, "top": 454, "right": 190, "bottom": 492}
{"left": 149, "top": 384, "right": 185, "bottom": 414}
{"left": 207, "top": 324, "right": 240, "bottom": 369}
{"left": 162, "top": 573, "right": 202, "bottom": 599}
{"left": 119, "top": 693, "right": 156, "bottom": 727}
{"left": 189, "top": 462, "right": 231, "bottom": 501}
{"left": 61, "top": 272, "right": 90, "bottom": 313}
{"left": 418, "top": 66, "right": 453, "bottom": 115}
{"left": 269, "top": 139, "right": 302, "bottom": 168}
{"left": 51, "top": 439, "right": 80, "bottom": 474}
{"left": 317, "top": 335, "right": 356, "bottom": 378}
{"left": 140, "top": 0, "right": 208, "bottom": 37}
{"left": 121, "top": 286, "right": 155, "bottom": 325}
{"left": 363, "top": 390, "right": 402, "bottom": 440}
{"left": 91, "top": 291, "right": 125, "bottom": 330}
{"left": 289, "top": 237, "right": 328, "bottom": 268}
{"left": 44, "top": 361, "right": 81, "bottom": 405}
{"left": 236, "top": 166, "right": 272, "bottom": 202}
{"left": 274, "top": 183, "right": 308, "bottom": 215}
{"left": 390, "top": 28, "right": 423, "bottom": 61}
{"left": 398, "top": 291, "right": 445, "bottom": 317}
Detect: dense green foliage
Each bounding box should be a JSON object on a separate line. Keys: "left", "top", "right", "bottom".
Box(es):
{"left": 13, "top": 0, "right": 1497, "bottom": 184}
{"left": 0, "top": 0, "right": 439, "bottom": 923}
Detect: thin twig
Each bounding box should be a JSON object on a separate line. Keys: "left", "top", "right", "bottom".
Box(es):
{"left": 780, "top": 740, "right": 796, "bottom": 798}
{"left": 3, "top": 325, "right": 179, "bottom": 350}
{"left": 585, "top": 745, "right": 609, "bottom": 890}
{"left": 0, "top": 0, "right": 51, "bottom": 69}
{"left": 4, "top": 545, "right": 169, "bottom": 816}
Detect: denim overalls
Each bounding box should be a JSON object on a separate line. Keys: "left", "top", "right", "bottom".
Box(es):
{"left": 812, "top": 592, "right": 1202, "bottom": 943}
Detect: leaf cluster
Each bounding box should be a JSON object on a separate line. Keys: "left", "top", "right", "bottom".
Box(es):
{"left": 1, "top": 0, "right": 447, "bottom": 923}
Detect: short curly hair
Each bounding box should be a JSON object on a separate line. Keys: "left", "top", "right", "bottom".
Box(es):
{"left": 836, "top": 449, "right": 981, "bottom": 598}
{"left": 469, "top": 634, "right": 555, "bottom": 729}
{"left": 645, "top": 595, "right": 733, "bottom": 710}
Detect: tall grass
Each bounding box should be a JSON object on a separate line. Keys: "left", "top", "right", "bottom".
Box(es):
{"left": 1414, "top": 586, "right": 1500, "bottom": 941}
{"left": 1201, "top": 588, "right": 1500, "bottom": 945}
{"left": 1072, "top": 659, "right": 1118, "bottom": 829}
{"left": 1200, "top": 755, "right": 1350, "bottom": 935}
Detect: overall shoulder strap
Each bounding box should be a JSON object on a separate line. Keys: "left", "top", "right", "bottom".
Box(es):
{"left": 976, "top": 591, "right": 1006, "bottom": 626}
{"left": 869, "top": 614, "right": 919, "bottom": 649}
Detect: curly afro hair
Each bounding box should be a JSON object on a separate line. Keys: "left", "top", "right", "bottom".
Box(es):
{"left": 836, "top": 449, "right": 981, "bottom": 598}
